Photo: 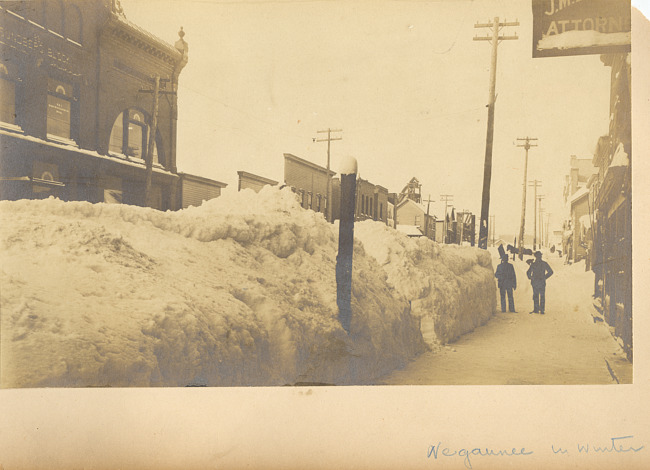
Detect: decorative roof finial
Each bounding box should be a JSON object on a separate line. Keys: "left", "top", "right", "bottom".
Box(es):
{"left": 175, "top": 26, "right": 189, "bottom": 69}
{"left": 112, "top": 0, "right": 126, "bottom": 18}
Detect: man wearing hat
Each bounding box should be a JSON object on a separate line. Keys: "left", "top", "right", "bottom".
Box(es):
{"left": 526, "top": 251, "right": 554, "bottom": 314}
{"left": 494, "top": 253, "right": 517, "bottom": 313}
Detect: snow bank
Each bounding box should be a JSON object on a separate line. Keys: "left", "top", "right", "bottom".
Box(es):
{"left": 355, "top": 221, "right": 496, "bottom": 348}
{"left": 0, "top": 187, "right": 426, "bottom": 387}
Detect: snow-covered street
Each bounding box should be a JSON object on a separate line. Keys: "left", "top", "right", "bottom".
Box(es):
{"left": 377, "top": 252, "right": 632, "bottom": 385}
{"left": 0, "top": 187, "right": 632, "bottom": 387}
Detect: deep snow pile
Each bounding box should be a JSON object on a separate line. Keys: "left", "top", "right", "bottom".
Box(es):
{"left": 355, "top": 221, "right": 496, "bottom": 347}
{"left": 0, "top": 186, "right": 496, "bottom": 387}
{"left": 0, "top": 187, "right": 426, "bottom": 387}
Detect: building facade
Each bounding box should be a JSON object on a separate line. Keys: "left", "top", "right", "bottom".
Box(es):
{"left": 395, "top": 198, "right": 435, "bottom": 240}
{"left": 0, "top": 0, "right": 201, "bottom": 210}
{"left": 283, "top": 153, "right": 333, "bottom": 217}
{"left": 237, "top": 170, "right": 277, "bottom": 193}
{"left": 355, "top": 178, "right": 388, "bottom": 224}
{"left": 567, "top": 187, "right": 590, "bottom": 262}
{"left": 178, "top": 173, "right": 227, "bottom": 209}
{"left": 562, "top": 155, "right": 597, "bottom": 263}
{"left": 590, "top": 52, "right": 632, "bottom": 360}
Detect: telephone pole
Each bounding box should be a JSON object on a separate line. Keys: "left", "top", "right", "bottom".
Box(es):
{"left": 139, "top": 75, "right": 175, "bottom": 208}
{"left": 315, "top": 128, "right": 342, "bottom": 223}
{"left": 528, "top": 180, "right": 542, "bottom": 250}
{"left": 516, "top": 137, "right": 538, "bottom": 259}
{"left": 538, "top": 204, "right": 546, "bottom": 247}
{"left": 440, "top": 194, "right": 453, "bottom": 243}
{"left": 474, "top": 17, "right": 519, "bottom": 249}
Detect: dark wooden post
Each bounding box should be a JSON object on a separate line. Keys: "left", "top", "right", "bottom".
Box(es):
{"left": 336, "top": 157, "right": 357, "bottom": 333}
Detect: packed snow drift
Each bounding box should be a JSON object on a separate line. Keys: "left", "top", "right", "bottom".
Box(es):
{"left": 0, "top": 186, "right": 495, "bottom": 387}
{"left": 355, "top": 222, "right": 496, "bottom": 347}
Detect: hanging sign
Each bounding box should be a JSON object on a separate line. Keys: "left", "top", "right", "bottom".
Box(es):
{"left": 532, "top": 0, "right": 631, "bottom": 58}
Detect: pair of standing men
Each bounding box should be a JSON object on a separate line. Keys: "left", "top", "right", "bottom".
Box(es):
{"left": 494, "top": 250, "right": 553, "bottom": 314}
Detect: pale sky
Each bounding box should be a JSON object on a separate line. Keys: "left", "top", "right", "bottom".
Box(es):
{"left": 120, "top": 0, "right": 640, "bottom": 239}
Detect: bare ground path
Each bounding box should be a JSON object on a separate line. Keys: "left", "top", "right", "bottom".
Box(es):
{"left": 377, "top": 253, "right": 632, "bottom": 385}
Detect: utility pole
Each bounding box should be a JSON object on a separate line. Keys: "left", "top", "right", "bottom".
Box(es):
{"left": 474, "top": 17, "right": 519, "bottom": 250}
{"left": 538, "top": 204, "right": 545, "bottom": 247}
{"left": 516, "top": 137, "right": 538, "bottom": 259}
{"left": 315, "top": 128, "right": 342, "bottom": 223}
{"left": 545, "top": 212, "right": 551, "bottom": 248}
{"left": 459, "top": 211, "right": 467, "bottom": 245}
{"left": 139, "top": 74, "right": 175, "bottom": 208}
{"left": 440, "top": 194, "right": 453, "bottom": 244}
{"left": 528, "top": 180, "right": 542, "bottom": 250}
{"left": 423, "top": 195, "right": 435, "bottom": 239}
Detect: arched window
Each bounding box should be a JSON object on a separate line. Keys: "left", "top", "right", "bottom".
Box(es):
{"left": 64, "top": 4, "right": 82, "bottom": 43}
{"left": 109, "top": 109, "right": 161, "bottom": 164}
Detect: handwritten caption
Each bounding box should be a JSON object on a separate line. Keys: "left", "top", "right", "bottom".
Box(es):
{"left": 427, "top": 435, "right": 645, "bottom": 469}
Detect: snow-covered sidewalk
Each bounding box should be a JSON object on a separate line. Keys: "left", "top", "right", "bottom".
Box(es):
{"left": 377, "top": 253, "right": 632, "bottom": 385}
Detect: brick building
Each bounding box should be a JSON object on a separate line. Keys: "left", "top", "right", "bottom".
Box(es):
{"left": 590, "top": 52, "right": 632, "bottom": 359}
{"left": 355, "top": 177, "right": 388, "bottom": 224}
{"left": 0, "top": 0, "right": 223, "bottom": 210}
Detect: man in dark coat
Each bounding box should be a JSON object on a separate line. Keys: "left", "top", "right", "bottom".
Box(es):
{"left": 494, "top": 255, "right": 517, "bottom": 312}
{"left": 526, "top": 251, "right": 554, "bottom": 314}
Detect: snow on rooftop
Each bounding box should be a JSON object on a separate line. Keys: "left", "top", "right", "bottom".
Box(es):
{"left": 396, "top": 224, "right": 423, "bottom": 237}
{"left": 570, "top": 186, "right": 590, "bottom": 204}
{"left": 0, "top": 129, "right": 174, "bottom": 176}
{"left": 610, "top": 142, "right": 630, "bottom": 167}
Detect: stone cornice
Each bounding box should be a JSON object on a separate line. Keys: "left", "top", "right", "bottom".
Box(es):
{"left": 104, "top": 15, "right": 183, "bottom": 67}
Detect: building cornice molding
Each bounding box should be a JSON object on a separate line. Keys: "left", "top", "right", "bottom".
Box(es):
{"left": 103, "top": 16, "right": 182, "bottom": 66}
{"left": 237, "top": 171, "right": 278, "bottom": 186}
{"left": 283, "top": 153, "right": 336, "bottom": 177}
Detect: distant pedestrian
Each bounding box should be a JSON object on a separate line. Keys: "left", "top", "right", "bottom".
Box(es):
{"left": 494, "top": 255, "right": 517, "bottom": 313}
{"left": 527, "top": 251, "right": 553, "bottom": 314}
